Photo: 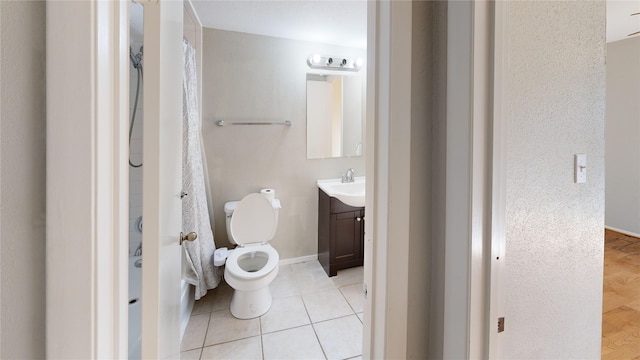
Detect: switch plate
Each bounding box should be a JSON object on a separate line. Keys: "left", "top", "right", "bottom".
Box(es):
{"left": 575, "top": 154, "right": 587, "bottom": 183}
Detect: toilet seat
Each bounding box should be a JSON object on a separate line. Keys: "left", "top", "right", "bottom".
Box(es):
{"left": 225, "top": 244, "right": 279, "bottom": 280}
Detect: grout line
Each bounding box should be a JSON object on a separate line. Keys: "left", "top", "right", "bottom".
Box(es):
{"left": 312, "top": 313, "right": 359, "bottom": 326}
{"left": 204, "top": 334, "right": 262, "bottom": 348}
{"left": 259, "top": 312, "right": 265, "bottom": 360}
{"left": 337, "top": 284, "right": 360, "bottom": 315}
{"left": 311, "top": 322, "right": 329, "bottom": 360}
{"left": 298, "top": 273, "right": 328, "bottom": 359}
{"left": 262, "top": 323, "right": 313, "bottom": 336}
{"left": 197, "top": 307, "right": 213, "bottom": 356}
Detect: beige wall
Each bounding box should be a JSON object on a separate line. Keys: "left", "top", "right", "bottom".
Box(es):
{"left": 428, "top": 1, "right": 448, "bottom": 357}
{"left": 504, "top": 1, "right": 606, "bottom": 358}
{"left": 201, "top": 29, "right": 366, "bottom": 260}
{"left": 605, "top": 37, "right": 640, "bottom": 236}
{"left": 0, "top": 1, "right": 46, "bottom": 358}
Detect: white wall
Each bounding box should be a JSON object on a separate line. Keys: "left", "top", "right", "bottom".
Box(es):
{"left": 201, "top": 29, "right": 366, "bottom": 260}
{"left": 504, "top": 2, "right": 606, "bottom": 358}
{"left": 605, "top": 37, "right": 640, "bottom": 236}
{"left": 0, "top": 1, "right": 46, "bottom": 358}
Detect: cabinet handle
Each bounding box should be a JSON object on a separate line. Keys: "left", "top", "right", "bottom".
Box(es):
{"left": 356, "top": 217, "right": 362, "bottom": 222}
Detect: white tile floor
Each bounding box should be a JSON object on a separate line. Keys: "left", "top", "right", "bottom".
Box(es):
{"left": 180, "top": 261, "right": 364, "bottom": 360}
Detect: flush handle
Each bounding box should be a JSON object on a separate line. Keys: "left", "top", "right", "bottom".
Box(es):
{"left": 179, "top": 232, "right": 198, "bottom": 245}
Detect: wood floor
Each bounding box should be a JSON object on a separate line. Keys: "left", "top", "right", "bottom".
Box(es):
{"left": 602, "top": 229, "right": 640, "bottom": 359}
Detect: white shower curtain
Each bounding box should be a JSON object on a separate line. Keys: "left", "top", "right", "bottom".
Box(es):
{"left": 182, "top": 39, "right": 220, "bottom": 300}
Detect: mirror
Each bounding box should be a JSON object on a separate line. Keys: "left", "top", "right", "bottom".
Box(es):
{"left": 306, "top": 74, "right": 363, "bottom": 159}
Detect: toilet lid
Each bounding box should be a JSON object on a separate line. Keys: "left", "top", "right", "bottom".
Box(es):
{"left": 230, "top": 193, "right": 277, "bottom": 245}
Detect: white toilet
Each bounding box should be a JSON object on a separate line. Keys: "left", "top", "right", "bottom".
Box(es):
{"left": 222, "top": 193, "right": 281, "bottom": 319}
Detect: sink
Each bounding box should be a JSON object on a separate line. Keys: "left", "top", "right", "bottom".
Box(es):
{"left": 317, "top": 176, "right": 365, "bottom": 207}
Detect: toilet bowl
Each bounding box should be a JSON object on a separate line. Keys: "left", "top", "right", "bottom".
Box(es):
{"left": 221, "top": 193, "right": 281, "bottom": 319}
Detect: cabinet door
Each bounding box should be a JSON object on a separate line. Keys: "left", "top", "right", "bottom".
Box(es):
{"left": 332, "top": 211, "right": 362, "bottom": 262}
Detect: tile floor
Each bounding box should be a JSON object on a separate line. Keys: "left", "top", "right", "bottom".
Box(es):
{"left": 180, "top": 260, "right": 364, "bottom": 360}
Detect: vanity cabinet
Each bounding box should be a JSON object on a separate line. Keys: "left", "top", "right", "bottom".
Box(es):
{"left": 318, "top": 189, "right": 364, "bottom": 277}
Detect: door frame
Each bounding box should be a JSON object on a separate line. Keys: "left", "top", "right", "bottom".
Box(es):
{"left": 46, "top": 0, "right": 504, "bottom": 358}
{"left": 46, "top": 1, "right": 129, "bottom": 358}
{"left": 488, "top": 1, "right": 510, "bottom": 358}
{"left": 364, "top": 1, "right": 502, "bottom": 358}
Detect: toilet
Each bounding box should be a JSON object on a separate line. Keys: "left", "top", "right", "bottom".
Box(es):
{"left": 221, "top": 193, "right": 281, "bottom": 319}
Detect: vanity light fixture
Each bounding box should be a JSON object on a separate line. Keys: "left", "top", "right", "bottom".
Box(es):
{"left": 307, "top": 54, "right": 363, "bottom": 72}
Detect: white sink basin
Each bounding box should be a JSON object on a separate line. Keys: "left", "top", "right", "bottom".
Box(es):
{"left": 317, "top": 176, "right": 365, "bottom": 207}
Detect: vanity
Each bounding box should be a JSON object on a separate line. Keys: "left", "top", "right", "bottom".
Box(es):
{"left": 308, "top": 66, "right": 366, "bottom": 277}
{"left": 317, "top": 177, "right": 365, "bottom": 277}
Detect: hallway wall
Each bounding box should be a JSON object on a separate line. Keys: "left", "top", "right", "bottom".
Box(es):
{"left": 605, "top": 37, "right": 640, "bottom": 236}
{"left": 504, "top": 1, "right": 606, "bottom": 358}
{"left": 0, "top": 1, "right": 47, "bottom": 358}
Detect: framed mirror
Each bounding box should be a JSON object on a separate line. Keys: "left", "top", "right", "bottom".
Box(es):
{"left": 306, "top": 74, "right": 363, "bottom": 159}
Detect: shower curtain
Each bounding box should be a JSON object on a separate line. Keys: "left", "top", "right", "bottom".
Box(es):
{"left": 182, "top": 39, "right": 220, "bottom": 300}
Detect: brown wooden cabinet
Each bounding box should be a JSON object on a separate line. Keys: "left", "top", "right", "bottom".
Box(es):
{"left": 318, "top": 188, "right": 364, "bottom": 277}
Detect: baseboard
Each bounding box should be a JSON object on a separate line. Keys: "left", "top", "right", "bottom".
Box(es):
{"left": 180, "top": 281, "right": 194, "bottom": 342}
{"left": 279, "top": 254, "right": 318, "bottom": 266}
{"left": 605, "top": 226, "right": 640, "bottom": 239}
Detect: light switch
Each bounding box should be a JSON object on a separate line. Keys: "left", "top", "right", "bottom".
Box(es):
{"left": 575, "top": 154, "right": 587, "bottom": 183}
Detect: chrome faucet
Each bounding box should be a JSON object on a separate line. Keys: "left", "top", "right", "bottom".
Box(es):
{"left": 344, "top": 168, "right": 355, "bottom": 183}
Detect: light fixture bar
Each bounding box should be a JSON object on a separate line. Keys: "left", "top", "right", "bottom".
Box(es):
{"left": 306, "top": 54, "right": 363, "bottom": 72}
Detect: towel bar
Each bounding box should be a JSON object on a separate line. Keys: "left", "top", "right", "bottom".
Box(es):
{"left": 215, "top": 120, "right": 291, "bottom": 126}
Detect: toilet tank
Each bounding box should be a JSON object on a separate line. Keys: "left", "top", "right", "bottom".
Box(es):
{"left": 224, "top": 198, "right": 281, "bottom": 245}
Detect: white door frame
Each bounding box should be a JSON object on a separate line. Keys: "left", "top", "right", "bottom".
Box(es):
{"left": 364, "top": 0, "right": 501, "bottom": 358}
{"left": 488, "top": 1, "right": 510, "bottom": 358}
{"left": 46, "top": 1, "right": 504, "bottom": 358}
{"left": 442, "top": 1, "right": 506, "bottom": 358}
{"left": 363, "top": 1, "right": 414, "bottom": 358}
{"left": 46, "top": 0, "right": 129, "bottom": 358}
{"left": 444, "top": 0, "right": 494, "bottom": 358}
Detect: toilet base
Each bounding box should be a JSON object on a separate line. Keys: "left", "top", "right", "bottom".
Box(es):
{"left": 229, "top": 286, "right": 273, "bottom": 319}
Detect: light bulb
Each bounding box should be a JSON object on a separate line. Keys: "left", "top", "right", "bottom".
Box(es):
{"left": 312, "top": 54, "right": 321, "bottom": 64}
{"left": 355, "top": 58, "right": 364, "bottom": 68}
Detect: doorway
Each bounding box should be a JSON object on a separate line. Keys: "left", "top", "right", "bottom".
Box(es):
{"left": 601, "top": 18, "right": 640, "bottom": 357}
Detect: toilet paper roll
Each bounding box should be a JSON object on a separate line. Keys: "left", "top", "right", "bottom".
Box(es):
{"left": 260, "top": 188, "right": 275, "bottom": 202}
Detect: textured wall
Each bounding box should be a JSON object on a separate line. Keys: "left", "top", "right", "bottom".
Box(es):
{"left": 202, "top": 29, "right": 366, "bottom": 260}
{"left": 0, "top": 1, "right": 47, "bottom": 358}
{"left": 504, "top": 1, "right": 606, "bottom": 358}
{"left": 605, "top": 37, "right": 640, "bottom": 236}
